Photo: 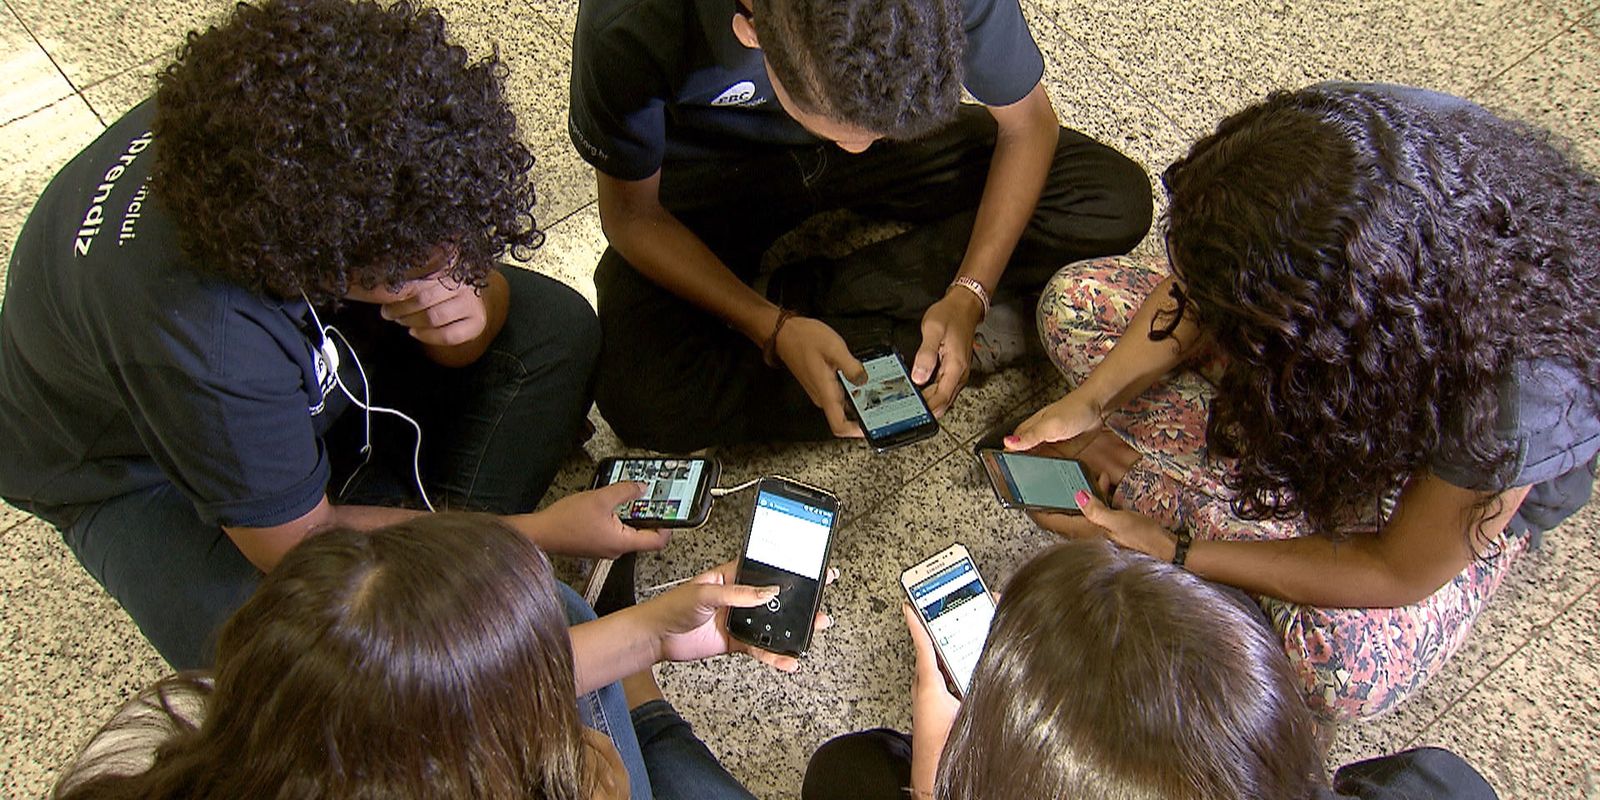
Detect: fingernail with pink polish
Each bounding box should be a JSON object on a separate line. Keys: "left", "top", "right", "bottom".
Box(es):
{"left": 1075, "top": 490, "right": 1091, "bottom": 506}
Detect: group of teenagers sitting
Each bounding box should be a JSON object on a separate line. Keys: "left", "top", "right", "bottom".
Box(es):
{"left": 2, "top": 0, "right": 1596, "bottom": 797}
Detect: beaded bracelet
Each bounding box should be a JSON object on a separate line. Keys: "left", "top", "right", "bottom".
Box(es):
{"left": 950, "top": 276, "right": 991, "bottom": 319}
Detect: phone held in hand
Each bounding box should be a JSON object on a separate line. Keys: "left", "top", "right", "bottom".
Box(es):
{"left": 838, "top": 345, "right": 940, "bottom": 453}
{"left": 728, "top": 476, "right": 842, "bottom": 657}
{"left": 975, "top": 448, "right": 1100, "bottom": 514}
{"left": 591, "top": 456, "right": 721, "bottom": 528}
{"left": 901, "top": 542, "right": 997, "bottom": 699}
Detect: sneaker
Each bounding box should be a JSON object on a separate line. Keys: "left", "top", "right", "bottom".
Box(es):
{"left": 587, "top": 551, "right": 637, "bottom": 616}
{"left": 971, "top": 297, "right": 1038, "bottom": 374}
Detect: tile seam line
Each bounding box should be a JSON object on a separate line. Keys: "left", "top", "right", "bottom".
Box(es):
{"left": 1022, "top": 0, "right": 1196, "bottom": 138}
{"left": 2, "top": 0, "right": 103, "bottom": 127}
{"left": 1397, "top": 573, "right": 1600, "bottom": 750}
{"left": 1469, "top": 17, "right": 1583, "bottom": 98}
{"left": 836, "top": 435, "right": 966, "bottom": 532}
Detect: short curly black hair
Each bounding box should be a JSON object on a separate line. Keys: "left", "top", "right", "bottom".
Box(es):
{"left": 752, "top": 0, "right": 965, "bottom": 139}
{"left": 152, "top": 0, "right": 541, "bottom": 303}
{"left": 1162, "top": 86, "right": 1600, "bottom": 539}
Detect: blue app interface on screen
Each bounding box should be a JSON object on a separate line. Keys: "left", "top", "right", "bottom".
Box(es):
{"left": 841, "top": 354, "right": 932, "bottom": 439}
{"left": 910, "top": 558, "right": 994, "bottom": 694}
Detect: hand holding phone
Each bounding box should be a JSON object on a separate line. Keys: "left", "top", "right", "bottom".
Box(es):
{"left": 592, "top": 457, "right": 721, "bottom": 528}
{"left": 976, "top": 448, "right": 1101, "bottom": 513}
{"left": 525, "top": 483, "right": 673, "bottom": 559}
{"left": 728, "top": 477, "right": 842, "bottom": 657}
{"left": 838, "top": 345, "right": 940, "bottom": 453}
{"left": 771, "top": 316, "right": 867, "bottom": 438}
{"left": 901, "top": 543, "right": 997, "bottom": 698}
{"left": 642, "top": 560, "right": 835, "bottom": 674}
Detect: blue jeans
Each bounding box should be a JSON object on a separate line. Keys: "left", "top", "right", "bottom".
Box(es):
{"left": 557, "top": 584, "right": 755, "bottom": 800}
{"left": 50, "top": 268, "right": 600, "bottom": 670}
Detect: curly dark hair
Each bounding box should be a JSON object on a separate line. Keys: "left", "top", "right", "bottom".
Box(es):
{"left": 152, "top": 0, "right": 542, "bottom": 303}
{"left": 752, "top": 0, "right": 965, "bottom": 139}
{"left": 1162, "top": 86, "right": 1600, "bottom": 538}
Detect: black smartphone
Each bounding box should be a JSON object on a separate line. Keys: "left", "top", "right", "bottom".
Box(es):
{"left": 728, "top": 476, "right": 842, "bottom": 657}
{"left": 838, "top": 345, "right": 940, "bottom": 452}
{"left": 591, "top": 456, "right": 721, "bottom": 528}
{"left": 975, "top": 448, "right": 1100, "bottom": 513}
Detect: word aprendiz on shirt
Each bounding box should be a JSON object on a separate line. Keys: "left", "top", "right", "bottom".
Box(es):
{"left": 74, "top": 131, "right": 153, "bottom": 257}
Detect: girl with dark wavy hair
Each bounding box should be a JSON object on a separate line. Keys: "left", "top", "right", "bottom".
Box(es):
{"left": 1006, "top": 84, "right": 1600, "bottom": 720}
{"left": 53, "top": 514, "right": 802, "bottom": 800}
{"left": 0, "top": 0, "right": 655, "bottom": 673}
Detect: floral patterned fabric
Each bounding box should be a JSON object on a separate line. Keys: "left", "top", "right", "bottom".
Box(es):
{"left": 1036, "top": 255, "right": 1530, "bottom": 721}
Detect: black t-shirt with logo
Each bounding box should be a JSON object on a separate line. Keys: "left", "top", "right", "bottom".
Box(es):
{"left": 0, "top": 100, "right": 358, "bottom": 529}
{"left": 568, "top": 0, "right": 1046, "bottom": 180}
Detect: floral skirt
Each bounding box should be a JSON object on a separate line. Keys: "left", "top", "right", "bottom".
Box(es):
{"left": 1036, "top": 255, "right": 1531, "bottom": 721}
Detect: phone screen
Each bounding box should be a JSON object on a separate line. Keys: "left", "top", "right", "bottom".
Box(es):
{"left": 909, "top": 557, "right": 995, "bottom": 695}
{"left": 605, "top": 458, "right": 707, "bottom": 523}
{"left": 732, "top": 484, "right": 838, "bottom": 653}
{"left": 995, "top": 452, "right": 1094, "bottom": 509}
{"left": 842, "top": 353, "right": 934, "bottom": 441}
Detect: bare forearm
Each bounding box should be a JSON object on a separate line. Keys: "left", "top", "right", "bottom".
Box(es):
{"left": 569, "top": 606, "right": 663, "bottom": 694}
{"left": 1076, "top": 275, "right": 1198, "bottom": 412}
{"left": 1184, "top": 535, "right": 1427, "bottom": 608}
{"left": 600, "top": 180, "right": 778, "bottom": 343}
{"left": 959, "top": 86, "right": 1058, "bottom": 289}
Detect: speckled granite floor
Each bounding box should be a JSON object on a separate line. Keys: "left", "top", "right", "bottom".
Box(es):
{"left": 3, "top": 0, "right": 1599, "bottom": 798}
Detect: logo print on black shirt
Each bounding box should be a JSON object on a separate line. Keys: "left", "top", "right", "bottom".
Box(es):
{"left": 711, "top": 81, "right": 758, "bottom": 106}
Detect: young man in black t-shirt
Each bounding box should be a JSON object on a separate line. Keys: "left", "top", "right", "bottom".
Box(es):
{"left": 0, "top": 0, "right": 668, "bottom": 670}
{"left": 571, "top": 0, "right": 1153, "bottom": 451}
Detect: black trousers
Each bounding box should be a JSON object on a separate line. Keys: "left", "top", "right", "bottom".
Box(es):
{"left": 594, "top": 107, "right": 1153, "bottom": 452}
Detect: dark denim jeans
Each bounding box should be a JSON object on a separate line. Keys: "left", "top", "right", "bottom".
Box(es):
{"left": 54, "top": 267, "right": 600, "bottom": 669}
{"left": 558, "top": 583, "right": 755, "bottom": 800}
{"left": 593, "top": 107, "right": 1153, "bottom": 451}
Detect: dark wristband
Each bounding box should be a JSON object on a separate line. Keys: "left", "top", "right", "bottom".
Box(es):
{"left": 762, "top": 308, "right": 797, "bottom": 368}
{"left": 1171, "top": 529, "right": 1194, "bottom": 568}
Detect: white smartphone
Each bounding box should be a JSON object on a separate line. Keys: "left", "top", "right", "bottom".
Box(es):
{"left": 900, "top": 542, "right": 997, "bottom": 698}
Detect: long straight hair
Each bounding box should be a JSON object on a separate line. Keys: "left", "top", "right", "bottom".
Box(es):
{"left": 937, "top": 541, "right": 1324, "bottom": 800}
{"left": 55, "top": 514, "right": 592, "bottom": 800}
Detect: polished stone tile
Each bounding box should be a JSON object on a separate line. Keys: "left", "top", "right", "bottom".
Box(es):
{"left": 1413, "top": 584, "right": 1600, "bottom": 797}
{"left": 1477, "top": 23, "right": 1600, "bottom": 172}
{"left": 434, "top": 0, "right": 573, "bottom": 155}
{"left": 1, "top": 11, "right": 74, "bottom": 126}
{"left": 653, "top": 445, "right": 1060, "bottom": 800}
{"left": 0, "top": 96, "right": 105, "bottom": 302}
{"left": 1027, "top": 0, "right": 1196, "bottom": 179}
{"left": 533, "top": 141, "right": 599, "bottom": 228}
{"left": 0, "top": 518, "right": 166, "bottom": 800}
{"left": 522, "top": 203, "right": 604, "bottom": 308}
{"left": 77, "top": 55, "right": 161, "bottom": 125}
{"left": 527, "top": 0, "right": 579, "bottom": 42}
{"left": 1030, "top": 0, "right": 1571, "bottom": 141}
{"left": 7, "top": 0, "right": 232, "bottom": 88}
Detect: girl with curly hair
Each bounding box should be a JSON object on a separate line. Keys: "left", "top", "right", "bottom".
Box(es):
{"left": 0, "top": 0, "right": 658, "bottom": 671}
{"left": 1008, "top": 84, "right": 1600, "bottom": 720}
{"left": 53, "top": 514, "right": 801, "bottom": 800}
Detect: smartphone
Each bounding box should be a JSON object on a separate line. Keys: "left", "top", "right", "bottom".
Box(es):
{"left": 975, "top": 448, "right": 1099, "bottom": 513}
{"left": 591, "top": 457, "right": 721, "bottom": 528}
{"left": 838, "top": 345, "right": 940, "bottom": 452}
{"left": 728, "top": 476, "right": 842, "bottom": 657}
{"left": 901, "top": 543, "right": 997, "bottom": 698}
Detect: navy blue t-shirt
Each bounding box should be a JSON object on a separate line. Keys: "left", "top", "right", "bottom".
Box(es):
{"left": 568, "top": 0, "right": 1046, "bottom": 180}
{"left": 0, "top": 101, "right": 358, "bottom": 529}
